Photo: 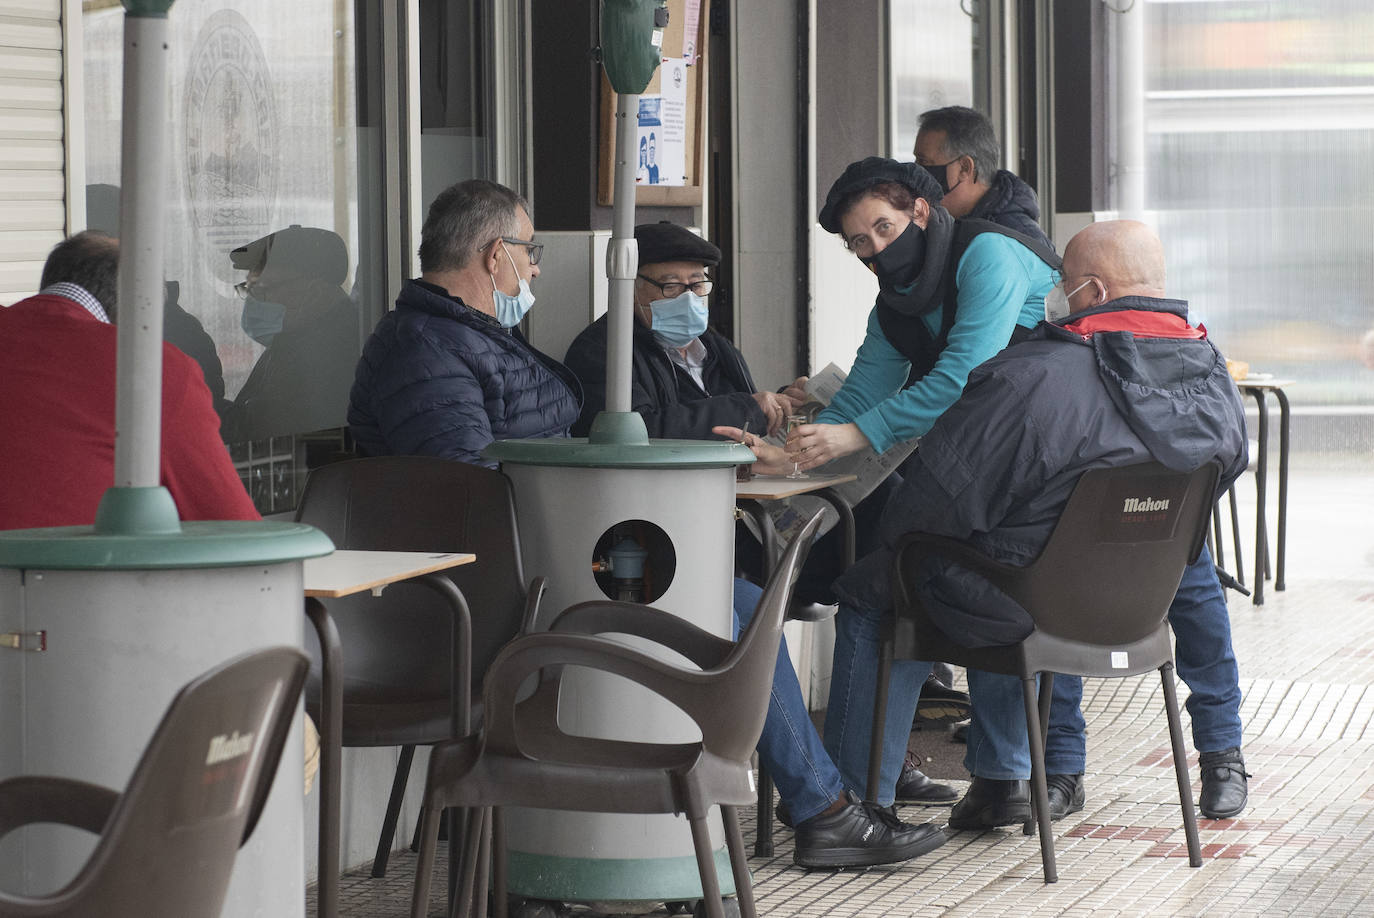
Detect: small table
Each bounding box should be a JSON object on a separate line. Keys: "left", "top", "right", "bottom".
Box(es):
{"left": 734, "top": 473, "right": 856, "bottom": 857}
{"left": 1234, "top": 379, "right": 1292, "bottom": 605}
{"left": 736, "top": 473, "right": 860, "bottom": 577}
{"left": 303, "top": 550, "right": 476, "bottom": 918}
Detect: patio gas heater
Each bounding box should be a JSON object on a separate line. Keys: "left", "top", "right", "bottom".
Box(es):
{"left": 0, "top": 3, "right": 332, "bottom": 915}
{"left": 485, "top": 1, "right": 754, "bottom": 912}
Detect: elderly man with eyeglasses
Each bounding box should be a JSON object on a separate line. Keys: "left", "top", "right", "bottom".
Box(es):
{"left": 349, "top": 179, "right": 582, "bottom": 467}
{"left": 565, "top": 221, "right": 803, "bottom": 439}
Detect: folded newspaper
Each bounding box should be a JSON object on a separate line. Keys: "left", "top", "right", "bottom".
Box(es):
{"left": 755, "top": 363, "right": 917, "bottom": 553}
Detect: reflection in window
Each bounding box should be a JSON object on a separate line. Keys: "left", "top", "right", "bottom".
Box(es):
{"left": 82, "top": 0, "right": 381, "bottom": 512}
{"left": 889, "top": 0, "right": 975, "bottom": 160}
{"left": 1141, "top": 2, "right": 1374, "bottom": 457}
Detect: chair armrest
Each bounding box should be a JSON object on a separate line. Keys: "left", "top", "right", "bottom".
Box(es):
{"left": 482, "top": 631, "right": 717, "bottom": 757}
{"left": 787, "top": 601, "right": 837, "bottom": 623}
{"left": 546, "top": 600, "right": 735, "bottom": 671}
{"left": 520, "top": 576, "right": 548, "bottom": 636}
{"left": 0, "top": 776, "right": 118, "bottom": 839}
{"left": 414, "top": 573, "right": 475, "bottom": 737}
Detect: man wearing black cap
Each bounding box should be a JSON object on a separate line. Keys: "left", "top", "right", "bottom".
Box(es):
{"left": 564, "top": 221, "right": 800, "bottom": 439}
{"left": 223, "top": 224, "right": 361, "bottom": 441}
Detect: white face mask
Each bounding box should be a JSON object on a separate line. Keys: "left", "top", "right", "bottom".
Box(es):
{"left": 1045, "top": 277, "right": 1093, "bottom": 322}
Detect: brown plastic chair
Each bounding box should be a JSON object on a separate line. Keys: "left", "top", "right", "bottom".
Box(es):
{"left": 294, "top": 456, "right": 544, "bottom": 877}
{"left": 409, "top": 510, "right": 825, "bottom": 918}
{"left": 869, "top": 462, "right": 1216, "bottom": 882}
{"left": 0, "top": 647, "right": 308, "bottom": 918}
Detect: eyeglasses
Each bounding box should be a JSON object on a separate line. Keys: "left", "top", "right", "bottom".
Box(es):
{"left": 489, "top": 236, "right": 544, "bottom": 266}
{"left": 234, "top": 279, "right": 267, "bottom": 300}
{"left": 636, "top": 274, "right": 713, "bottom": 298}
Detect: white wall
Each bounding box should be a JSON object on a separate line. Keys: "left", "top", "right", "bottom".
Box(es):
{"left": 523, "top": 229, "right": 609, "bottom": 365}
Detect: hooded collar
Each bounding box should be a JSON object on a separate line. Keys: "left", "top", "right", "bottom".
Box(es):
{"left": 1059, "top": 296, "right": 1202, "bottom": 340}
{"left": 969, "top": 170, "right": 1042, "bottom": 225}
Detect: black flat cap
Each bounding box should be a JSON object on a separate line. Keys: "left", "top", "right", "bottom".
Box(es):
{"left": 231, "top": 225, "right": 348, "bottom": 284}
{"left": 818, "top": 157, "right": 943, "bottom": 234}
{"left": 635, "top": 221, "right": 721, "bottom": 268}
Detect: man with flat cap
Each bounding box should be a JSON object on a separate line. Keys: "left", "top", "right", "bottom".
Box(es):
{"left": 222, "top": 224, "right": 361, "bottom": 442}
{"left": 564, "top": 221, "right": 802, "bottom": 439}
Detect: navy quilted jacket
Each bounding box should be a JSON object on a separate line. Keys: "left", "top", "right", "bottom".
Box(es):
{"left": 348, "top": 280, "right": 582, "bottom": 467}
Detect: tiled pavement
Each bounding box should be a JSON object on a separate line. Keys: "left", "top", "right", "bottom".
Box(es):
{"left": 317, "top": 461, "right": 1374, "bottom": 917}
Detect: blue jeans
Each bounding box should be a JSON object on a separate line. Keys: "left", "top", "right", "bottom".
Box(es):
{"left": 733, "top": 578, "right": 844, "bottom": 824}
{"left": 822, "top": 599, "right": 1032, "bottom": 803}
{"left": 1040, "top": 545, "right": 1244, "bottom": 774}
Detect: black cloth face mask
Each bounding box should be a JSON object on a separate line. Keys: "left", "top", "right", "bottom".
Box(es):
{"left": 859, "top": 220, "right": 927, "bottom": 290}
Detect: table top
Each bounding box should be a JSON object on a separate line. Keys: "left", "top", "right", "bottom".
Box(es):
{"left": 303, "top": 549, "right": 476, "bottom": 598}
{"left": 1234, "top": 377, "right": 1294, "bottom": 390}
{"left": 735, "top": 473, "right": 858, "bottom": 501}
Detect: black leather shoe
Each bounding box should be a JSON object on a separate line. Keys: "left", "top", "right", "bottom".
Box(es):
{"left": 1046, "top": 773, "right": 1085, "bottom": 821}
{"left": 895, "top": 751, "right": 957, "bottom": 804}
{"left": 948, "top": 777, "right": 1031, "bottom": 830}
{"left": 793, "top": 791, "right": 946, "bottom": 869}
{"left": 913, "top": 674, "right": 972, "bottom": 726}
{"left": 1198, "top": 747, "right": 1249, "bottom": 819}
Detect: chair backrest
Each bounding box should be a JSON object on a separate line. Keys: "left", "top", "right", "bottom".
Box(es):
{"left": 981, "top": 461, "right": 1217, "bottom": 646}
{"left": 295, "top": 456, "right": 529, "bottom": 696}
{"left": 703, "top": 510, "right": 825, "bottom": 763}
{"left": 58, "top": 647, "right": 307, "bottom": 918}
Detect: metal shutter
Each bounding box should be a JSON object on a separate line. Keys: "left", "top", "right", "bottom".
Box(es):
{"left": 0, "top": 0, "right": 67, "bottom": 302}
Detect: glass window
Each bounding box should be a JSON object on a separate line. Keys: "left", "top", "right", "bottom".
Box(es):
{"left": 889, "top": 0, "right": 977, "bottom": 160}
{"left": 1140, "top": 1, "right": 1374, "bottom": 459}
{"left": 80, "top": 1, "right": 493, "bottom": 513}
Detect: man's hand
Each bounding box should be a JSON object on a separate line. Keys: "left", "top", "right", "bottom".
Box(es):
{"left": 779, "top": 376, "right": 810, "bottom": 409}
{"left": 784, "top": 421, "right": 869, "bottom": 471}
{"left": 712, "top": 425, "right": 793, "bottom": 476}
{"left": 751, "top": 391, "right": 790, "bottom": 436}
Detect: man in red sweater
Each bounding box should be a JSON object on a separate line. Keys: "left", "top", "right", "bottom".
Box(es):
{"left": 0, "top": 231, "right": 258, "bottom": 529}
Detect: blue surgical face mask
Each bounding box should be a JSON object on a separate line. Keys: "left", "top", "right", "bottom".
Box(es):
{"left": 241, "top": 296, "right": 286, "bottom": 346}
{"left": 649, "top": 290, "right": 709, "bottom": 349}
{"left": 491, "top": 243, "right": 535, "bottom": 328}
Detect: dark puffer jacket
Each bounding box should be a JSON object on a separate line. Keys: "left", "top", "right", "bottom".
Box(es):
{"left": 833, "top": 296, "right": 1247, "bottom": 645}
{"left": 968, "top": 169, "right": 1052, "bottom": 249}
{"left": 563, "top": 314, "right": 766, "bottom": 440}
{"left": 348, "top": 279, "right": 581, "bottom": 467}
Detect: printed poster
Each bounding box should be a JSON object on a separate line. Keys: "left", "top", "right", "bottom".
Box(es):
{"left": 636, "top": 61, "right": 687, "bottom": 189}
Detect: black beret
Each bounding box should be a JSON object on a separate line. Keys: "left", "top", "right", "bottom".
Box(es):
{"left": 818, "top": 157, "right": 943, "bottom": 234}
{"left": 634, "top": 221, "right": 721, "bottom": 268}
{"left": 231, "top": 225, "right": 348, "bottom": 285}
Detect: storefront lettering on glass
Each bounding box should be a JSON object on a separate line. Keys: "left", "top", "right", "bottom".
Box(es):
{"left": 183, "top": 9, "right": 278, "bottom": 286}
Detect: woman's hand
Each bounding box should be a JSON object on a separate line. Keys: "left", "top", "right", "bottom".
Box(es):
{"left": 711, "top": 425, "right": 793, "bottom": 476}
{"left": 784, "top": 421, "right": 869, "bottom": 472}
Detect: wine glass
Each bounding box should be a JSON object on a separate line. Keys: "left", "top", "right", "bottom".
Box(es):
{"left": 785, "top": 414, "right": 809, "bottom": 480}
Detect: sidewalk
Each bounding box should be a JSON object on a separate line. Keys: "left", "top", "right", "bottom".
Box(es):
{"left": 322, "top": 461, "right": 1374, "bottom": 917}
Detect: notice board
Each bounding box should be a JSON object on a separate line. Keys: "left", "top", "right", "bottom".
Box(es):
{"left": 597, "top": 0, "right": 707, "bottom": 206}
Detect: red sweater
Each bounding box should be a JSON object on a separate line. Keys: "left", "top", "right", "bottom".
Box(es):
{"left": 0, "top": 294, "right": 259, "bottom": 530}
